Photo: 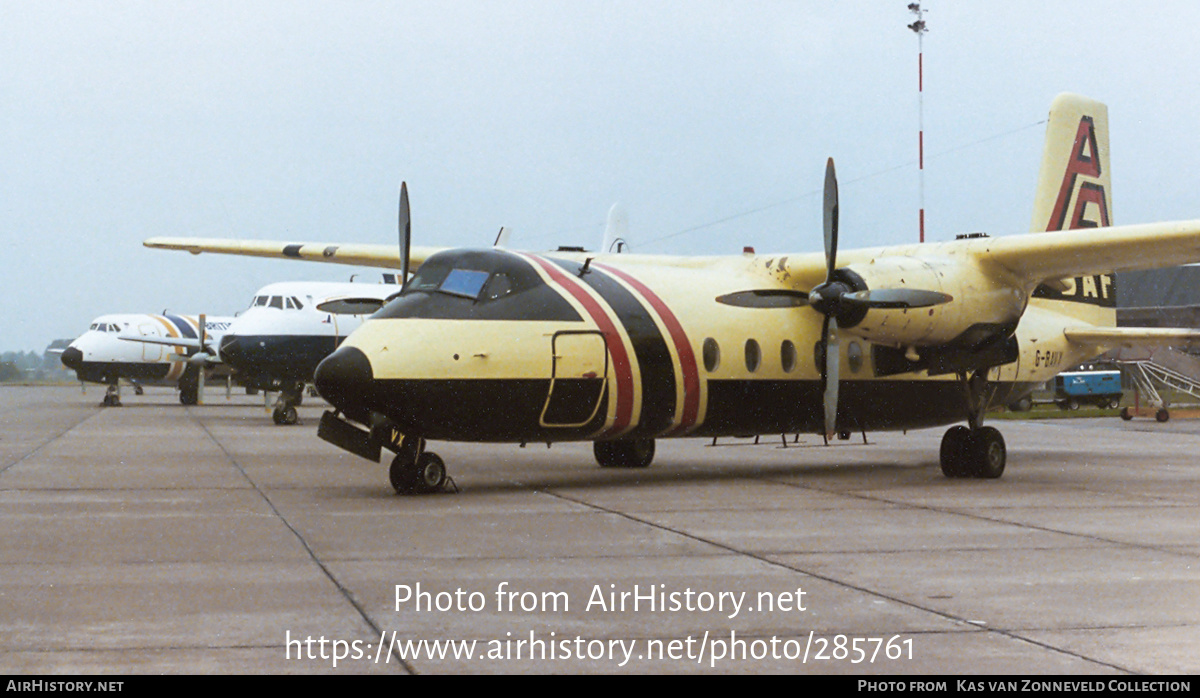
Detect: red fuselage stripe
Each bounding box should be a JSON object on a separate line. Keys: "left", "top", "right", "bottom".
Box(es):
{"left": 525, "top": 255, "right": 635, "bottom": 437}
{"left": 596, "top": 263, "right": 701, "bottom": 435}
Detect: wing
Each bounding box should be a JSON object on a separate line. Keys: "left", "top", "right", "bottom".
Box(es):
{"left": 143, "top": 237, "right": 444, "bottom": 271}
{"left": 964, "top": 219, "right": 1200, "bottom": 286}
{"left": 119, "top": 334, "right": 205, "bottom": 350}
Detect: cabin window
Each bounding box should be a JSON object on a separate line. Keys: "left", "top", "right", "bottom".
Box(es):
{"left": 702, "top": 338, "right": 720, "bottom": 373}
{"left": 781, "top": 339, "right": 797, "bottom": 373}
{"left": 744, "top": 339, "right": 761, "bottom": 373}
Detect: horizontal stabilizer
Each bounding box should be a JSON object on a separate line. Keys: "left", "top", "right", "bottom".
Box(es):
{"left": 1064, "top": 327, "right": 1200, "bottom": 350}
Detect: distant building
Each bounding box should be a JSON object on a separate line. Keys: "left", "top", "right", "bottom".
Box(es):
{"left": 1117, "top": 266, "right": 1200, "bottom": 328}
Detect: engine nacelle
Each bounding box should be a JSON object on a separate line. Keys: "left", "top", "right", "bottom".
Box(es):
{"left": 840, "top": 255, "right": 1025, "bottom": 349}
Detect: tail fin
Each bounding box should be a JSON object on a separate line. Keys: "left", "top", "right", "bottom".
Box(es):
{"left": 1029, "top": 94, "right": 1116, "bottom": 326}
{"left": 601, "top": 203, "right": 630, "bottom": 253}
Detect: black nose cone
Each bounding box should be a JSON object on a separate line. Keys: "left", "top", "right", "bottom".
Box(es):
{"left": 314, "top": 346, "right": 374, "bottom": 413}
{"left": 61, "top": 346, "right": 83, "bottom": 370}
{"left": 219, "top": 335, "right": 242, "bottom": 364}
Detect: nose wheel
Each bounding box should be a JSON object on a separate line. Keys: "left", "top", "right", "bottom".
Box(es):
{"left": 271, "top": 384, "right": 304, "bottom": 425}
{"left": 389, "top": 451, "right": 448, "bottom": 494}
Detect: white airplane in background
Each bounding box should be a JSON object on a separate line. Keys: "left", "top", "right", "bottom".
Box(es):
{"left": 217, "top": 219, "right": 621, "bottom": 426}
{"left": 218, "top": 279, "right": 399, "bottom": 425}
{"left": 144, "top": 94, "right": 1200, "bottom": 495}
{"left": 60, "top": 313, "right": 233, "bottom": 406}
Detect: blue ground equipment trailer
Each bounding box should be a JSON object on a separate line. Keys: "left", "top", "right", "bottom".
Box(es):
{"left": 1054, "top": 370, "right": 1123, "bottom": 410}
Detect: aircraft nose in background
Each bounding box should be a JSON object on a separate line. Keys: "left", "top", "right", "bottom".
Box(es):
{"left": 314, "top": 345, "right": 374, "bottom": 413}
{"left": 218, "top": 335, "right": 246, "bottom": 366}
{"left": 60, "top": 346, "right": 83, "bottom": 370}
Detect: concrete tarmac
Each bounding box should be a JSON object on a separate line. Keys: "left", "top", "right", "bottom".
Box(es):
{"left": 1, "top": 385, "right": 1197, "bottom": 675}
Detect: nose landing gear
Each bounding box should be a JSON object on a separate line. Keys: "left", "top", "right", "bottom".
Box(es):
{"left": 389, "top": 450, "right": 448, "bottom": 494}
{"left": 271, "top": 383, "right": 305, "bottom": 425}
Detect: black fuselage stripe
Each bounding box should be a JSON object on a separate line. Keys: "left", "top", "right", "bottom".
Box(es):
{"left": 549, "top": 259, "right": 676, "bottom": 437}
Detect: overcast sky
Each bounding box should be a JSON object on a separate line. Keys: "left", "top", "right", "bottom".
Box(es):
{"left": 4, "top": 1, "right": 1200, "bottom": 351}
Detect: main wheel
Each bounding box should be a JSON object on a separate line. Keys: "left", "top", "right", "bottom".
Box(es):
{"left": 939, "top": 425, "right": 972, "bottom": 478}
{"left": 1156, "top": 409, "right": 1170, "bottom": 423}
{"left": 594, "top": 439, "right": 655, "bottom": 468}
{"left": 1120, "top": 407, "right": 1133, "bottom": 421}
{"left": 967, "top": 426, "right": 1006, "bottom": 479}
{"left": 389, "top": 451, "right": 446, "bottom": 494}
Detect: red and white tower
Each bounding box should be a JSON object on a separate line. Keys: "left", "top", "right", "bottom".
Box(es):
{"left": 908, "top": 3, "right": 928, "bottom": 242}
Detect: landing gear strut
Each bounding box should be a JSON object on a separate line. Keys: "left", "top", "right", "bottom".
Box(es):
{"left": 939, "top": 370, "right": 1007, "bottom": 479}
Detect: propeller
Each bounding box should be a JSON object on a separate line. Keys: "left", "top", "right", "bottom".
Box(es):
{"left": 195, "top": 313, "right": 207, "bottom": 404}
{"left": 398, "top": 182, "right": 411, "bottom": 289}
{"left": 812, "top": 159, "right": 841, "bottom": 439}
{"left": 806, "top": 159, "right": 952, "bottom": 440}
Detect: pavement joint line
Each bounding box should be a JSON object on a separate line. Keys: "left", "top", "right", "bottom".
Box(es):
{"left": 788, "top": 477, "right": 1200, "bottom": 563}
{"left": 0, "top": 403, "right": 102, "bottom": 477}
{"left": 186, "top": 405, "right": 416, "bottom": 674}
{"left": 536, "top": 481, "right": 1135, "bottom": 674}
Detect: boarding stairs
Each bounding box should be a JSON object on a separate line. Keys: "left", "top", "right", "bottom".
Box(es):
{"left": 1114, "top": 346, "right": 1200, "bottom": 420}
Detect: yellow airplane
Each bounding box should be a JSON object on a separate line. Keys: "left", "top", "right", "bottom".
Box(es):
{"left": 146, "top": 94, "right": 1200, "bottom": 494}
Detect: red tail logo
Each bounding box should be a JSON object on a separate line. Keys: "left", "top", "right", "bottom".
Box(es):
{"left": 1046, "top": 116, "right": 1110, "bottom": 232}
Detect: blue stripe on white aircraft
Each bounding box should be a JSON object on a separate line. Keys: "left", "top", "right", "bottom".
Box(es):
{"left": 218, "top": 279, "right": 399, "bottom": 424}
{"left": 60, "top": 313, "right": 233, "bottom": 406}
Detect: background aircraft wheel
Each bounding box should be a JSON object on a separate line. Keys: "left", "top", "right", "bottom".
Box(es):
{"left": 1066, "top": 398, "right": 1079, "bottom": 411}
{"left": 939, "top": 426, "right": 971, "bottom": 478}
{"left": 594, "top": 439, "right": 655, "bottom": 468}
{"left": 273, "top": 405, "right": 298, "bottom": 425}
{"left": 968, "top": 426, "right": 1006, "bottom": 479}
{"left": 837, "top": 430, "right": 852, "bottom": 441}
{"left": 1156, "top": 409, "right": 1170, "bottom": 423}
{"left": 1120, "top": 407, "right": 1133, "bottom": 421}
{"left": 1008, "top": 396, "right": 1033, "bottom": 412}
{"left": 389, "top": 451, "right": 446, "bottom": 494}
{"left": 134, "top": 385, "right": 144, "bottom": 395}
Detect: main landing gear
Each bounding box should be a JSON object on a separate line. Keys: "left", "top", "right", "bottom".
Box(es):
{"left": 939, "top": 370, "right": 1006, "bottom": 479}
{"left": 271, "top": 382, "right": 304, "bottom": 425}
{"left": 594, "top": 439, "right": 655, "bottom": 468}
{"left": 102, "top": 382, "right": 122, "bottom": 407}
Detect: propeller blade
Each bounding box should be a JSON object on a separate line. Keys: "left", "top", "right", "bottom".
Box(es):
{"left": 715, "top": 289, "right": 809, "bottom": 308}
{"left": 398, "top": 181, "right": 412, "bottom": 288}
{"left": 823, "top": 157, "right": 839, "bottom": 281}
{"left": 822, "top": 315, "right": 840, "bottom": 439}
{"left": 842, "top": 289, "right": 953, "bottom": 309}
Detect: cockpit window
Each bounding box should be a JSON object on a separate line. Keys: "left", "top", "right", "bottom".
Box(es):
{"left": 292, "top": 296, "right": 304, "bottom": 309}
{"left": 252, "top": 296, "right": 268, "bottom": 307}
{"left": 438, "top": 269, "right": 490, "bottom": 299}
{"left": 484, "top": 273, "right": 514, "bottom": 301}
{"left": 269, "top": 296, "right": 283, "bottom": 309}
